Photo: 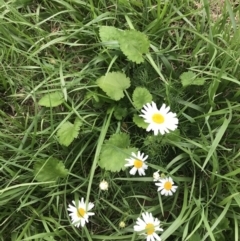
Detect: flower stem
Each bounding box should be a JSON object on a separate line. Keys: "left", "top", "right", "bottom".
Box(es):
{"left": 86, "top": 108, "right": 114, "bottom": 205}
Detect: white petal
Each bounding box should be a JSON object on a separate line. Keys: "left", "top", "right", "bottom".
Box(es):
{"left": 153, "top": 232, "right": 161, "bottom": 241}
{"left": 142, "top": 155, "right": 148, "bottom": 161}
{"left": 87, "top": 202, "right": 94, "bottom": 211}
{"left": 80, "top": 218, "right": 85, "bottom": 227}
{"left": 138, "top": 168, "right": 145, "bottom": 176}
{"left": 147, "top": 124, "right": 153, "bottom": 132}
{"left": 87, "top": 212, "right": 95, "bottom": 216}
{"left": 134, "top": 225, "right": 144, "bottom": 232}
{"left": 129, "top": 167, "right": 137, "bottom": 175}
{"left": 161, "top": 190, "right": 167, "bottom": 196}
{"left": 143, "top": 163, "right": 148, "bottom": 169}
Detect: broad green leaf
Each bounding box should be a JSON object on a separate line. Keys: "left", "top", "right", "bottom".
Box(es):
{"left": 99, "top": 26, "right": 121, "bottom": 42}
{"left": 211, "top": 217, "right": 230, "bottom": 230}
{"left": 108, "top": 133, "right": 130, "bottom": 148}
{"left": 192, "top": 78, "right": 205, "bottom": 85}
{"left": 180, "top": 71, "right": 205, "bottom": 87}
{"left": 118, "top": 30, "right": 150, "bottom": 64}
{"left": 85, "top": 91, "right": 100, "bottom": 102}
{"left": 114, "top": 106, "right": 128, "bottom": 120}
{"left": 74, "top": 118, "right": 83, "bottom": 129}
{"left": 57, "top": 119, "right": 82, "bottom": 146}
{"left": 98, "top": 133, "right": 137, "bottom": 172}
{"left": 132, "top": 87, "right": 152, "bottom": 109}
{"left": 33, "top": 158, "right": 68, "bottom": 184}
{"left": 189, "top": 233, "right": 201, "bottom": 241}
{"left": 99, "top": 146, "right": 137, "bottom": 172}
{"left": 163, "top": 129, "right": 181, "bottom": 143}
{"left": 96, "top": 72, "right": 131, "bottom": 101}
{"left": 38, "top": 91, "right": 64, "bottom": 107}
{"left": 133, "top": 114, "right": 148, "bottom": 129}
{"left": 210, "top": 217, "right": 230, "bottom": 241}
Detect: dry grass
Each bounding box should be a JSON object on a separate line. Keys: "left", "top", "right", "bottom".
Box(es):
{"left": 195, "top": 0, "right": 239, "bottom": 22}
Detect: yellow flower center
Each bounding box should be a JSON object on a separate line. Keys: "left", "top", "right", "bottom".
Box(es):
{"left": 145, "top": 223, "right": 155, "bottom": 235}
{"left": 77, "top": 208, "right": 85, "bottom": 218}
{"left": 134, "top": 159, "right": 143, "bottom": 169}
{"left": 152, "top": 113, "right": 165, "bottom": 124}
{"left": 164, "top": 181, "right": 172, "bottom": 190}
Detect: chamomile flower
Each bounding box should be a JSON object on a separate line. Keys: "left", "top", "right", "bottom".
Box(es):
{"left": 155, "top": 177, "right": 178, "bottom": 196}
{"left": 153, "top": 171, "right": 162, "bottom": 182}
{"left": 140, "top": 101, "right": 178, "bottom": 135}
{"left": 99, "top": 179, "right": 109, "bottom": 191}
{"left": 67, "top": 198, "right": 95, "bottom": 228}
{"left": 125, "top": 151, "right": 148, "bottom": 176}
{"left": 134, "top": 212, "right": 163, "bottom": 241}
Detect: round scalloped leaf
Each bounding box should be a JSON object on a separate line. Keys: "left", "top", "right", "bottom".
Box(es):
{"left": 96, "top": 72, "right": 131, "bottom": 101}
{"left": 180, "top": 71, "right": 205, "bottom": 87}
{"left": 38, "top": 91, "right": 64, "bottom": 107}
{"left": 132, "top": 87, "right": 152, "bottom": 109}
{"left": 108, "top": 132, "right": 130, "bottom": 148}
{"left": 114, "top": 106, "right": 128, "bottom": 120}
{"left": 133, "top": 114, "right": 148, "bottom": 129}
{"left": 99, "top": 26, "right": 121, "bottom": 42}
{"left": 98, "top": 146, "right": 137, "bottom": 172}
{"left": 118, "top": 30, "right": 150, "bottom": 64}
{"left": 33, "top": 158, "right": 68, "bottom": 185}
{"left": 57, "top": 120, "right": 81, "bottom": 146}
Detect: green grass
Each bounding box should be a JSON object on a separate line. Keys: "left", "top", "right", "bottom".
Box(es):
{"left": 1, "top": 0, "right": 240, "bottom": 240}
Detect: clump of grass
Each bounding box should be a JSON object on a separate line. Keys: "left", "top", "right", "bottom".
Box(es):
{"left": 1, "top": 0, "right": 240, "bottom": 241}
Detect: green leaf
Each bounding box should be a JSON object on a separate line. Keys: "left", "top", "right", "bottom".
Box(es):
{"left": 108, "top": 133, "right": 130, "bottom": 148}
{"left": 99, "top": 146, "right": 137, "bottom": 172}
{"left": 192, "top": 78, "right": 205, "bottom": 85}
{"left": 164, "top": 129, "right": 181, "bottom": 143}
{"left": 38, "top": 91, "right": 64, "bottom": 107}
{"left": 211, "top": 217, "right": 230, "bottom": 231}
{"left": 114, "top": 106, "right": 128, "bottom": 120}
{"left": 57, "top": 119, "right": 82, "bottom": 146}
{"left": 189, "top": 233, "right": 201, "bottom": 241}
{"left": 132, "top": 87, "right": 152, "bottom": 109}
{"left": 98, "top": 133, "right": 137, "bottom": 172}
{"left": 133, "top": 114, "right": 148, "bottom": 129}
{"left": 96, "top": 72, "right": 131, "bottom": 101}
{"left": 118, "top": 30, "right": 150, "bottom": 64}
{"left": 74, "top": 118, "right": 83, "bottom": 129}
{"left": 180, "top": 71, "right": 205, "bottom": 87}
{"left": 85, "top": 91, "right": 100, "bottom": 102}
{"left": 33, "top": 158, "right": 68, "bottom": 184}
{"left": 99, "top": 26, "right": 121, "bottom": 42}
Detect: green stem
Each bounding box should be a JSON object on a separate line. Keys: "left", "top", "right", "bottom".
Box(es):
{"left": 85, "top": 108, "right": 114, "bottom": 205}
{"left": 124, "top": 90, "right": 135, "bottom": 109}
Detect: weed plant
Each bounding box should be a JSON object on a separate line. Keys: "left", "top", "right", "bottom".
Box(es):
{"left": 0, "top": 0, "right": 240, "bottom": 241}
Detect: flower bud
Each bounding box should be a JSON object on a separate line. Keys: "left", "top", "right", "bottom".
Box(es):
{"left": 99, "top": 180, "right": 108, "bottom": 191}
{"left": 153, "top": 171, "right": 160, "bottom": 181}
{"left": 119, "top": 221, "right": 126, "bottom": 228}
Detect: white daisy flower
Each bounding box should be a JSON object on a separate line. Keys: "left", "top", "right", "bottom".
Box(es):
{"left": 140, "top": 101, "right": 178, "bottom": 135}
{"left": 99, "top": 179, "right": 109, "bottom": 191}
{"left": 155, "top": 177, "right": 178, "bottom": 196}
{"left": 153, "top": 171, "right": 161, "bottom": 182}
{"left": 134, "top": 212, "right": 163, "bottom": 241}
{"left": 67, "top": 198, "right": 95, "bottom": 228}
{"left": 125, "top": 151, "right": 148, "bottom": 176}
